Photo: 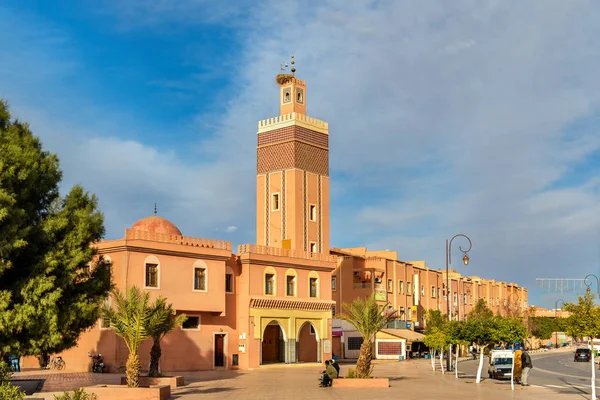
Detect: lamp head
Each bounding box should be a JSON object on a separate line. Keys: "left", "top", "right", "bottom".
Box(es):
{"left": 462, "top": 253, "right": 469, "bottom": 266}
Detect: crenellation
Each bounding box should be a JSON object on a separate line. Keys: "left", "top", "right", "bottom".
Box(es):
{"left": 258, "top": 112, "right": 328, "bottom": 132}
{"left": 238, "top": 243, "right": 337, "bottom": 262}
{"left": 126, "top": 228, "right": 231, "bottom": 251}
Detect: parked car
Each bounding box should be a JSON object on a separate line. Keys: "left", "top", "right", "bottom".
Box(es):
{"left": 488, "top": 350, "right": 514, "bottom": 380}
{"left": 575, "top": 348, "right": 591, "bottom": 362}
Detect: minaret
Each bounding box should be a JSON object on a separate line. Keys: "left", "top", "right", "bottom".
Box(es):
{"left": 256, "top": 55, "right": 330, "bottom": 254}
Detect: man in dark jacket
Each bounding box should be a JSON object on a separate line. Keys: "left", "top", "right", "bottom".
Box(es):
{"left": 521, "top": 350, "right": 533, "bottom": 386}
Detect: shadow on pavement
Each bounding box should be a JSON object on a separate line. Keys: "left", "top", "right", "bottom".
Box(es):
{"left": 172, "top": 386, "right": 237, "bottom": 398}
{"left": 10, "top": 379, "right": 44, "bottom": 395}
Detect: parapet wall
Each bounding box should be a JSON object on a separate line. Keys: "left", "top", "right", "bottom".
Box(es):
{"left": 125, "top": 228, "right": 231, "bottom": 251}
{"left": 237, "top": 244, "right": 337, "bottom": 262}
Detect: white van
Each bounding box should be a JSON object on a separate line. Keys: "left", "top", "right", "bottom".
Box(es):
{"left": 487, "top": 350, "right": 514, "bottom": 380}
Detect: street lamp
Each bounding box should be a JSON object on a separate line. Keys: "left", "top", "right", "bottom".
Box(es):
{"left": 554, "top": 299, "right": 564, "bottom": 349}
{"left": 584, "top": 274, "right": 600, "bottom": 295}
{"left": 446, "top": 234, "right": 473, "bottom": 372}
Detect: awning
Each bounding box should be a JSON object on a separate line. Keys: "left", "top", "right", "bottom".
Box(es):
{"left": 380, "top": 328, "right": 426, "bottom": 342}
{"left": 332, "top": 328, "right": 343, "bottom": 337}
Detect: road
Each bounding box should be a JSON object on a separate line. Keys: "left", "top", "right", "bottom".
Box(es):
{"left": 459, "top": 350, "right": 600, "bottom": 397}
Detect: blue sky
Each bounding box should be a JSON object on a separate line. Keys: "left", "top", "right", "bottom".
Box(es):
{"left": 2, "top": 0, "right": 600, "bottom": 308}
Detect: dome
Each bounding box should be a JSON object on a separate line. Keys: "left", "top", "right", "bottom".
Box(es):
{"left": 130, "top": 215, "right": 182, "bottom": 236}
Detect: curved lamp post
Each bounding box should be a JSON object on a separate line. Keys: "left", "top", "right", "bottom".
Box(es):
{"left": 445, "top": 234, "right": 472, "bottom": 372}
{"left": 584, "top": 274, "right": 600, "bottom": 295}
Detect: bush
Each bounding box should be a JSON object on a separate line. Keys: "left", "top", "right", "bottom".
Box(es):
{"left": 0, "top": 361, "right": 13, "bottom": 382}
{"left": 0, "top": 382, "right": 24, "bottom": 400}
{"left": 54, "top": 388, "right": 98, "bottom": 400}
{"left": 345, "top": 368, "right": 356, "bottom": 379}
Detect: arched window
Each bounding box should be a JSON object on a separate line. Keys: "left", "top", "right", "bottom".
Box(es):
{"left": 264, "top": 267, "right": 276, "bottom": 295}
{"left": 285, "top": 269, "right": 297, "bottom": 297}
{"left": 308, "top": 271, "right": 319, "bottom": 298}
{"left": 192, "top": 260, "right": 208, "bottom": 292}
{"left": 144, "top": 255, "right": 160, "bottom": 289}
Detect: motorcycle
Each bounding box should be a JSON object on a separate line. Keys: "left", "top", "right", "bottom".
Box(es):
{"left": 88, "top": 352, "right": 105, "bottom": 373}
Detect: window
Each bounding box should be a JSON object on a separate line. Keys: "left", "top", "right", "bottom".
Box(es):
{"left": 332, "top": 276, "right": 337, "bottom": 291}
{"left": 286, "top": 275, "right": 296, "bottom": 296}
{"left": 100, "top": 318, "right": 111, "bottom": 329}
{"left": 387, "top": 279, "right": 393, "bottom": 293}
{"left": 265, "top": 273, "right": 275, "bottom": 295}
{"left": 398, "top": 280, "right": 404, "bottom": 294}
{"left": 421, "top": 285, "right": 425, "bottom": 297}
{"left": 310, "top": 242, "right": 317, "bottom": 253}
{"left": 469, "top": 295, "right": 473, "bottom": 304}
{"left": 407, "top": 282, "right": 411, "bottom": 295}
{"left": 310, "top": 277, "right": 319, "bottom": 298}
{"left": 407, "top": 307, "right": 412, "bottom": 320}
{"left": 272, "top": 193, "right": 280, "bottom": 211}
{"left": 332, "top": 305, "right": 336, "bottom": 317}
{"left": 145, "top": 263, "right": 158, "bottom": 288}
{"left": 348, "top": 337, "right": 363, "bottom": 350}
{"left": 453, "top": 292, "right": 457, "bottom": 305}
{"left": 194, "top": 267, "right": 206, "bottom": 291}
{"left": 431, "top": 286, "right": 436, "bottom": 298}
{"left": 182, "top": 316, "right": 200, "bottom": 330}
{"left": 463, "top": 294, "right": 467, "bottom": 305}
{"left": 309, "top": 205, "right": 317, "bottom": 221}
{"left": 296, "top": 88, "right": 304, "bottom": 104}
{"left": 438, "top": 288, "right": 441, "bottom": 299}
{"left": 225, "top": 273, "right": 233, "bottom": 293}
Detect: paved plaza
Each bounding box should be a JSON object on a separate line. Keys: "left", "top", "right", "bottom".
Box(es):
{"left": 14, "top": 357, "right": 589, "bottom": 400}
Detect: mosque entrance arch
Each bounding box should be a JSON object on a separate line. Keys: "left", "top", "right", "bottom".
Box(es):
{"left": 261, "top": 321, "right": 286, "bottom": 364}
{"left": 296, "top": 322, "right": 319, "bottom": 363}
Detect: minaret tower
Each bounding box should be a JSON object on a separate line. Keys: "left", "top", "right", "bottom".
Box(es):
{"left": 256, "top": 55, "right": 330, "bottom": 254}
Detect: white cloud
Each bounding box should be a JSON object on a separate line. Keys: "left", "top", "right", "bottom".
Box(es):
{"left": 225, "top": 226, "right": 238, "bottom": 233}
{"left": 2, "top": 1, "right": 600, "bottom": 307}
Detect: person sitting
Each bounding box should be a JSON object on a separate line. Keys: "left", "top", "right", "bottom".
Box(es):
{"left": 330, "top": 359, "right": 340, "bottom": 375}
{"left": 320, "top": 360, "right": 339, "bottom": 387}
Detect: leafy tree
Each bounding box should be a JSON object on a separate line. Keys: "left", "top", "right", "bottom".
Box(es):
{"left": 339, "top": 294, "right": 398, "bottom": 378}
{"left": 564, "top": 292, "right": 600, "bottom": 400}
{"left": 424, "top": 327, "right": 449, "bottom": 373}
{"left": 0, "top": 100, "right": 111, "bottom": 359}
{"left": 462, "top": 299, "right": 497, "bottom": 383}
{"left": 494, "top": 316, "right": 527, "bottom": 389}
{"left": 103, "top": 287, "right": 155, "bottom": 387}
{"left": 424, "top": 309, "right": 446, "bottom": 332}
{"left": 445, "top": 320, "right": 469, "bottom": 378}
{"left": 530, "top": 317, "right": 566, "bottom": 341}
{"left": 145, "top": 298, "right": 187, "bottom": 377}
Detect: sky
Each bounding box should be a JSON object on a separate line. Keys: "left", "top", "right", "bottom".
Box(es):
{"left": 1, "top": 0, "right": 599, "bottom": 308}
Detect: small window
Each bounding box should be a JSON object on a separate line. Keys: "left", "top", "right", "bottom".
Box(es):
{"left": 464, "top": 294, "right": 467, "bottom": 305}
{"left": 331, "top": 276, "right": 337, "bottom": 291}
{"left": 310, "top": 242, "right": 317, "bottom": 253}
{"left": 145, "top": 263, "right": 158, "bottom": 288}
{"left": 296, "top": 89, "right": 304, "bottom": 103}
{"left": 348, "top": 337, "right": 363, "bottom": 350}
{"left": 421, "top": 285, "right": 425, "bottom": 297}
{"left": 310, "top": 277, "right": 318, "bottom": 298}
{"left": 286, "top": 275, "right": 296, "bottom": 296}
{"left": 431, "top": 286, "right": 436, "bottom": 298}
{"left": 272, "top": 193, "right": 280, "bottom": 211}
{"left": 407, "top": 308, "right": 412, "bottom": 320}
{"left": 398, "top": 280, "right": 404, "bottom": 294}
{"left": 453, "top": 292, "right": 457, "bottom": 305}
{"left": 265, "top": 273, "right": 275, "bottom": 295}
{"left": 387, "top": 279, "right": 393, "bottom": 293}
{"left": 407, "top": 282, "right": 411, "bottom": 295}
{"left": 225, "top": 273, "right": 233, "bottom": 293}
{"left": 332, "top": 305, "right": 336, "bottom": 317}
{"left": 309, "top": 205, "right": 316, "bottom": 221}
{"left": 438, "top": 288, "right": 441, "bottom": 299}
{"left": 469, "top": 295, "right": 473, "bottom": 304}
{"left": 182, "top": 316, "right": 200, "bottom": 330}
{"left": 194, "top": 267, "right": 206, "bottom": 291}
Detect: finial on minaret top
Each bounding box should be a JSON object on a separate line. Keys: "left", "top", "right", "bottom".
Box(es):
{"left": 290, "top": 53, "right": 296, "bottom": 75}
{"left": 154, "top": 203, "right": 157, "bottom": 216}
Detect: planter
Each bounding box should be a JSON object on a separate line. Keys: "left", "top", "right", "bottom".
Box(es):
{"left": 120, "top": 376, "right": 184, "bottom": 390}
{"left": 332, "top": 378, "right": 389, "bottom": 388}
{"left": 86, "top": 384, "right": 170, "bottom": 400}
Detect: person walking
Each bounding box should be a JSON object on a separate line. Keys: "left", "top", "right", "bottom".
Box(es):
{"left": 521, "top": 350, "right": 533, "bottom": 386}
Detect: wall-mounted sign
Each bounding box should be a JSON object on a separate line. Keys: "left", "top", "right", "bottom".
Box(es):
{"left": 323, "top": 339, "right": 331, "bottom": 354}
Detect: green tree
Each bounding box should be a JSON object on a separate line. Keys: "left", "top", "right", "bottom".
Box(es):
{"left": 462, "top": 299, "right": 497, "bottom": 383}
{"left": 103, "top": 287, "right": 155, "bottom": 387}
{"left": 423, "top": 327, "right": 449, "bottom": 373}
{"left": 564, "top": 292, "right": 600, "bottom": 400}
{"left": 145, "top": 298, "right": 187, "bottom": 377}
{"left": 445, "top": 320, "right": 468, "bottom": 378}
{"left": 339, "top": 294, "right": 398, "bottom": 378}
{"left": 0, "top": 100, "right": 111, "bottom": 359}
{"left": 424, "top": 309, "right": 446, "bottom": 332}
{"left": 530, "top": 317, "right": 566, "bottom": 341}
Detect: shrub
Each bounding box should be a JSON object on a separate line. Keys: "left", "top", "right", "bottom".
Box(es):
{"left": 345, "top": 368, "right": 356, "bottom": 379}
{"left": 0, "top": 361, "right": 13, "bottom": 382}
{"left": 0, "top": 382, "right": 25, "bottom": 400}
{"left": 54, "top": 388, "right": 98, "bottom": 400}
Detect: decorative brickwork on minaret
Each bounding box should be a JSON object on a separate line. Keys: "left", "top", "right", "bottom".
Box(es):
{"left": 256, "top": 72, "right": 330, "bottom": 254}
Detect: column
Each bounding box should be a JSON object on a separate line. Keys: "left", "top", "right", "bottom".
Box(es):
{"left": 285, "top": 339, "right": 297, "bottom": 364}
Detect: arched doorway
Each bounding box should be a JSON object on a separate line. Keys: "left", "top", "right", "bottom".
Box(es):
{"left": 261, "top": 321, "right": 286, "bottom": 364}
{"left": 297, "top": 322, "right": 319, "bottom": 363}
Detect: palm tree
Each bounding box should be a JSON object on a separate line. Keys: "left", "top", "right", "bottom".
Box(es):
{"left": 339, "top": 294, "right": 399, "bottom": 378}
{"left": 145, "top": 297, "right": 187, "bottom": 377}
{"left": 102, "top": 287, "right": 155, "bottom": 387}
